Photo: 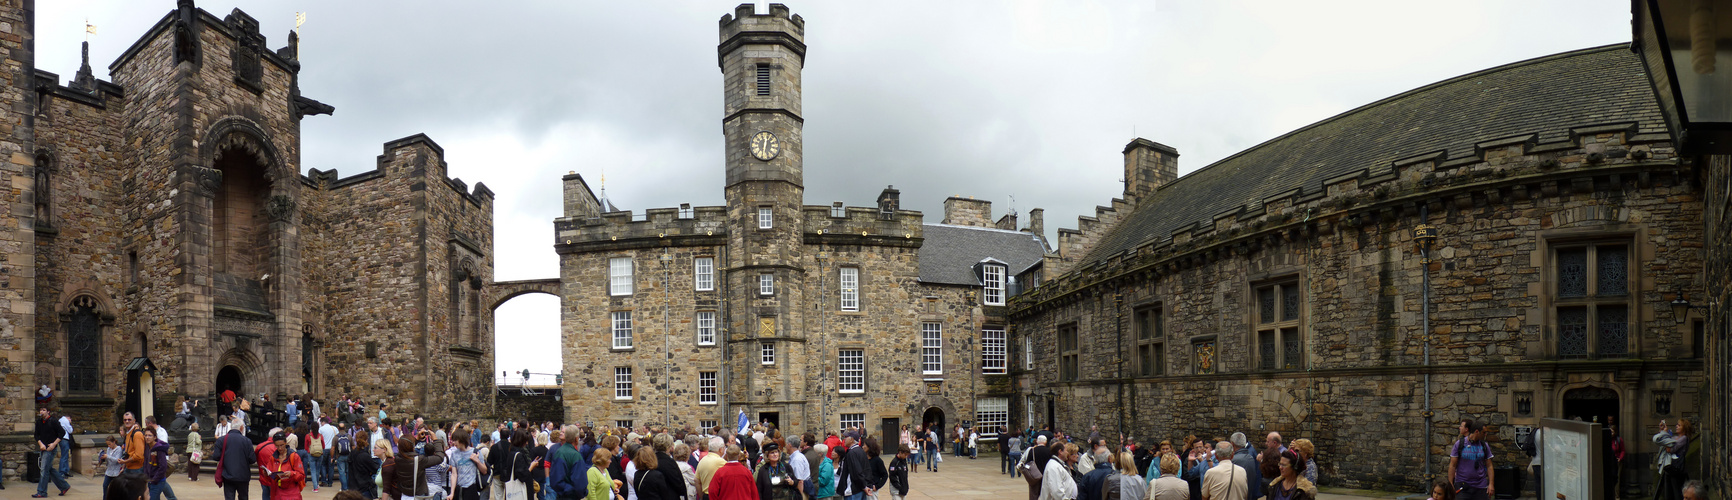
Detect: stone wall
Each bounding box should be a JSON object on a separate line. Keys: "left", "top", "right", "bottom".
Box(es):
{"left": 1011, "top": 128, "right": 1707, "bottom": 490}
{"left": 0, "top": 0, "right": 37, "bottom": 481}
{"left": 1702, "top": 154, "right": 1729, "bottom": 497}
{"left": 496, "top": 388, "right": 563, "bottom": 425}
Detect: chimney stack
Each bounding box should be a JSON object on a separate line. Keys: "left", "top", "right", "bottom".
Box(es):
{"left": 1123, "top": 138, "right": 1179, "bottom": 205}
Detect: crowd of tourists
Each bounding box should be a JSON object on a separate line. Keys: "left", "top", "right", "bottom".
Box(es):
{"left": 999, "top": 424, "right": 1318, "bottom": 500}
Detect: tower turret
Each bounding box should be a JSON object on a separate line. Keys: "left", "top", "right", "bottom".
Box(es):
{"left": 719, "top": 3, "right": 805, "bottom": 190}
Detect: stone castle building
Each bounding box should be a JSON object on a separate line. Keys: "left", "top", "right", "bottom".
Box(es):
{"left": 3, "top": 0, "right": 499, "bottom": 470}
{"left": 552, "top": 4, "right": 1045, "bottom": 437}
{"left": 1008, "top": 44, "right": 1709, "bottom": 491}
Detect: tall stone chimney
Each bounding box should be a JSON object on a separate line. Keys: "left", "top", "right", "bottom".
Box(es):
{"left": 942, "top": 196, "right": 992, "bottom": 227}
{"left": 1123, "top": 138, "right": 1179, "bottom": 205}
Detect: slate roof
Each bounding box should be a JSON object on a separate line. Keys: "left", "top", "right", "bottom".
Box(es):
{"left": 1081, "top": 44, "right": 1667, "bottom": 265}
{"left": 918, "top": 223, "right": 1048, "bottom": 286}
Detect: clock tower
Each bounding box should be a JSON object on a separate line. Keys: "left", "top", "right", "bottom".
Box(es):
{"left": 718, "top": 4, "right": 810, "bottom": 423}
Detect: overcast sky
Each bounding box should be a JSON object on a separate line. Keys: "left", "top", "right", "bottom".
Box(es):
{"left": 40, "top": 1, "right": 1632, "bottom": 385}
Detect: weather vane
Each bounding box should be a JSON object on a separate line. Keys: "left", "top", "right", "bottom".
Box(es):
{"left": 85, "top": 18, "right": 96, "bottom": 42}
{"left": 295, "top": 12, "right": 306, "bottom": 33}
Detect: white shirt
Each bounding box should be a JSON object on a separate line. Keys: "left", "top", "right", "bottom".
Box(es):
{"left": 155, "top": 425, "right": 170, "bottom": 444}
{"left": 624, "top": 461, "right": 639, "bottom": 500}
{"left": 789, "top": 448, "right": 810, "bottom": 481}
{"left": 310, "top": 400, "right": 322, "bottom": 420}
{"left": 320, "top": 423, "right": 339, "bottom": 449}
{"left": 60, "top": 416, "right": 73, "bottom": 439}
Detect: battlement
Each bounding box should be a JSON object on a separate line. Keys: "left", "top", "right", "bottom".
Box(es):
{"left": 719, "top": 3, "right": 805, "bottom": 41}
{"left": 301, "top": 134, "right": 493, "bottom": 207}
{"left": 554, "top": 205, "right": 731, "bottom": 253}
{"left": 800, "top": 204, "right": 924, "bottom": 248}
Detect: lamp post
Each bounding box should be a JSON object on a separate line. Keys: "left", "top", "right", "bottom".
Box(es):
{"left": 1632, "top": 0, "right": 1732, "bottom": 153}
{"left": 1414, "top": 214, "right": 1439, "bottom": 483}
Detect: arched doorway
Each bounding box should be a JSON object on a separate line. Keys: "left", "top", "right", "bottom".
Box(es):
{"left": 922, "top": 407, "right": 945, "bottom": 438}
{"left": 217, "top": 365, "right": 245, "bottom": 395}
{"left": 1561, "top": 386, "right": 1619, "bottom": 424}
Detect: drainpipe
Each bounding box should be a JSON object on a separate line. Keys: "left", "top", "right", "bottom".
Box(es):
{"left": 664, "top": 246, "right": 672, "bottom": 428}
{"left": 1418, "top": 203, "right": 1436, "bottom": 482}
{"left": 1115, "top": 284, "right": 1125, "bottom": 438}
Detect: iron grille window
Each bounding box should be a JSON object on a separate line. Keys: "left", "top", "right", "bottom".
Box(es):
{"left": 699, "top": 371, "right": 718, "bottom": 405}
{"left": 1135, "top": 306, "right": 1163, "bottom": 376}
{"left": 760, "top": 273, "right": 775, "bottom": 296}
{"left": 761, "top": 342, "right": 776, "bottom": 365}
{"left": 922, "top": 323, "right": 944, "bottom": 375}
{"left": 694, "top": 257, "right": 714, "bottom": 291}
{"left": 756, "top": 65, "right": 771, "bottom": 96}
{"left": 67, "top": 298, "right": 101, "bottom": 393}
{"left": 1553, "top": 243, "right": 1632, "bottom": 358}
{"left": 758, "top": 207, "right": 773, "bottom": 229}
{"left": 983, "top": 264, "right": 1006, "bottom": 306}
{"left": 609, "top": 257, "right": 633, "bottom": 296}
{"left": 1059, "top": 323, "right": 1079, "bottom": 381}
{"left": 839, "top": 413, "right": 865, "bottom": 431}
{"left": 611, "top": 311, "right": 633, "bottom": 349}
{"left": 981, "top": 329, "right": 1007, "bottom": 374}
{"left": 614, "top": 367, "right": 633, "bottom": 400}
{"left": 1254, "top": 282, "right": 1303, "bottom": 370}
{"left": 839, "top": 349, "right": 865, "bottom": 393}
{"left": 840, "top": 267, "right": 860, "bottom": 311}
{"left": 696, "top": 311, "right": 717, "bottom": 346}
{"left": 976, "top": 398, "right": 1009, "bottom": 436}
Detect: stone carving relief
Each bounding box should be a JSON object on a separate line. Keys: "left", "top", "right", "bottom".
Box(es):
{"left": 265, "top": 195, "right": 296, "bottom": 222}
{"left": 225, "top": 9, "right": 265, "bottom": 91}
{"left": 188, "top": 166, "right": 223, "bottom": 198}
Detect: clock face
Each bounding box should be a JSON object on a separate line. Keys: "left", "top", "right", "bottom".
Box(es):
{"left": 750, "top": 131, "right": 780, "bottom": 161}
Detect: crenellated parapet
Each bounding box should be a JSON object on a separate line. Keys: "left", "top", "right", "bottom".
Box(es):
{"left": 555, "top": 205, "right": 731, "bottom": 254}
{"left": 800, "top": 204, "right": 924, "bottom": 248}
{"left": 1014, "top": 121, "right": 1681, "bottom": 312}
{"left": 301, "top": 133, "right": 494, "bottom": 208}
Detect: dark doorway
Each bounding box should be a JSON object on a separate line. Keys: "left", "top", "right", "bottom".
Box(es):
{"left": 922, "top": 407, "right": 945, "bottom": 438}
{"left": 1046, "top": 398, "right": 1055, "bottom": 430}
{"left": 881, "top": 418, "right": 900, "bottom": 447}
{"left": 217, "top": 365, "right": 245, "bottom": 396}
{"left": 759, "top": 412, "right": 780, "bottom": 430}
{"left": 1561, "top": 387, "right": 1619, "bottom": 424}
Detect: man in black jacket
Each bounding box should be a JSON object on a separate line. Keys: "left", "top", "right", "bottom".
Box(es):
{"left": 740, "top": 430, "right": 759, "bottom": 470}
{"left": 488, "top": 429, "right": 515, "bottom": 499}
{"left": 214, "top": 418, "right": 257, "bottom": 500}
{"left": 652, "top": 434, "right": 688, "bottom": 500}
{"left": 840, "top": 433, "right": 870, "bottom": 500}
{"left": 34, "top": 407, "right": 70, "bottom": 497}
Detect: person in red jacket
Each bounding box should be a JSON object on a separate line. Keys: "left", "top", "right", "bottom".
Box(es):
{"left": 265, "top": 433, "right": 307, "bottom": 500}
{"left": 706, "top": 446, "right": 758, "bottom": 500}
{"left": 257, "top": 430, "right": 280, "bottom": 498}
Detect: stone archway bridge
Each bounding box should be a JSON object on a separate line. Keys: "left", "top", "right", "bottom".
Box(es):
{"left": 485, "top": 278, "right": 561, "bottom": 310}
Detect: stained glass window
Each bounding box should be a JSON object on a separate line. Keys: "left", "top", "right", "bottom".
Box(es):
{"left": 1557, "top": 248, "right": 1587, "bottom": 297}
{"left": 1597, "top": 246, "right": 1628, "bottom": 296}
{"left": 1559, "top": 306, "right": 1588, "bottom": 358}
{"left": 1259, "top": 331, "right": 1277, "bottom": 370}
{"left": 1598, "top": 306, "right": 1629, "bottom": 357}
{"left": 67, "top": 298, "right": 101, "bottom": 393}
{"left": 1259, "top": 288, "right": 1277, "bottom": 324}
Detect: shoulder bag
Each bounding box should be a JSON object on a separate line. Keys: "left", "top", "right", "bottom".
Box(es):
{"left": 503, "top": 452, "right": 529, "bottom": 500}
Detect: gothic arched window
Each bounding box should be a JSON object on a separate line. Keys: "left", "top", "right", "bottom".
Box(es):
{"left": 66, "top": 296, "right": 101, "bottom": 393}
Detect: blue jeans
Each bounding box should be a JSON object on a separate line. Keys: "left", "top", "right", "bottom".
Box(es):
{"left": 927, "top": 449, "right": 939, "bottom": 470}
{"left": 845, "top": 493, "right": 866, "bottom": 500}
{"left": 337, "top": 456, "right": 350, "bottom": 490}
{"left": 323, "top": 452, "right": 337, "bottom": 487}
{"left": 36, "top": 450, "right": 69, "bottom": 494}
{"left": 150, "top": 479, "right": 179, "bottom": 500}
{"left": 1008, "top": 451, "right": 1022, "bottom": 476}
{"left": 298, "top": 450, "right": 318, "bottom": 487}
{"left": 57, "top": 440, "right": 70, "bottom": 476}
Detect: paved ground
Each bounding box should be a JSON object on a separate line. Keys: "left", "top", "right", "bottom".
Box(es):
{"left": 21, "top": 452, "right": 1412, "bottom": 500}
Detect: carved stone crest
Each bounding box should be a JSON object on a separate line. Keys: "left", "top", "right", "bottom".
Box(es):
{"left": 226, "top": 9, "right": 265, "bottom": 91}
{"left": 188, "top": 166, "right": 223, "bottom": 197}
{"left": 265, "top": 194, "right": 295, "bottom": 222}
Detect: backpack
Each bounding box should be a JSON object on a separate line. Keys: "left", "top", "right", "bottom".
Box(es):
{"left": 335, "top": 434, "right": 353, "bottom": 456}
{"left": 309, "top": 434, "right": 324, "bottom": 457}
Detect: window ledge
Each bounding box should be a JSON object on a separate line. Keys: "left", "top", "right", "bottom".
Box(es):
{"left": 839, "top": 391, "right": 866, "bottom": 397}
{"left": 612, "top": 347, "right": 636, "bottom": 352}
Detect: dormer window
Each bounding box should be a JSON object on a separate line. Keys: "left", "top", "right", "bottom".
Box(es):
{"left": 679, "top": 203, "right": 694, "bottom": 219}
{"left": 756, "top": 65, "right": 772, "bottom": 96}
{"left": 982, "top": 264, "right": 1006, "bottom": 306}
{"left": 831, "top": 202, "right": 845, "bottom": 218}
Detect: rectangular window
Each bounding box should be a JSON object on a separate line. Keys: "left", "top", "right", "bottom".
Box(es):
{"left": 922, "top": 323, "right": 943, "bottom": 375}
{"left": 839, "top": 413, "right": 865, "bottom": 431}
{"left": 983, "top": 264, "right": 1006, "bottom": 306}
{"left": 616, "top": 420, "right": 633, "bottom": 429}
{"left": 611, "top": 311, "right": 633, "bottom": 349}
{"left": 759, "top": 273, "right": 775, "bottom": 296}
{"left": 699, "top": 371, "right": 718, "bottom": 405}
{"left": 696, "top": 311, "right": 717, "bottom": 346}
{"left": 839, "top": 267, "right": 860, "bottom": 311}
{"left": 1059, "top": 323, "right": 1080, "bottom": 381}
{"left": 1553, "top": 243, "right": 1632, "bottom": 358}
{"left": 830, "top": 202, "right": 846, "bottom": 218}
{"left": 1254, "top": 282, "right": 1303, "bottom": 370}
{"left": 761, "top": 342, "right": 776, "bottom": 365}
{"left": 1024, "top": 335, "right": 1034, "bottom": 370}
{"left": 975, "top": 398, "right": 1009, "bottom": 436}
{"left": 838, "top": 349, "right": 865, "bottom": 393}
{"left": 755, "top": 65, "right": 771, "bottom": 96}
{"left": 700, "top": 420, "right": 717, "bottom": 430}
{"left": 758, "top": 207, "right": 773, "bottom": 229}
{"left": 679, "top": 203, "right": 694, "bottom": 219}
{"left": 614, "top": 367, "right": 633, "bottom": 400}
{"left": 694, "top": 257, "right": 714, "bottom": 291}
{"left": 609, "top": 257, "right": 633, "bottom": 296}
{"left": 1135, "top": 306, "right": 1163, "bottom": 376}
{"left": 981, "top": 329, "right": 1007, "bottom": 374}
